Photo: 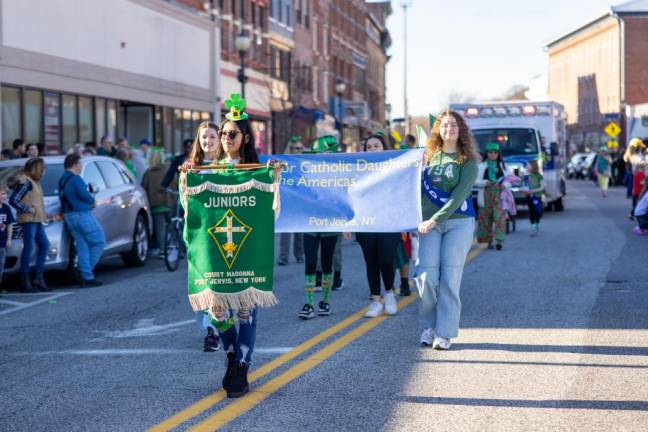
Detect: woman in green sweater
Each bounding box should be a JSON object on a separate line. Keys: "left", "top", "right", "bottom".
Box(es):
{"left": 416, "top": 110, "right": 479, "bottom": 350}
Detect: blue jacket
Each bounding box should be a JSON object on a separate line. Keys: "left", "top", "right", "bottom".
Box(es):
{"left": 59, "top": 171, "right": 95, "bottom": 213}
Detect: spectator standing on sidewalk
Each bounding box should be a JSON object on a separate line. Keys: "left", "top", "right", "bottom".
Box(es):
{"left": 26, "top": 143, "right": 40, "bottom": 158}
{"left": 416, "top": 111, "right": 479, "bottom": 350}
{"left": 10, "top": 139, "right": 26, "bottom": 159}
{"left": 356, "top": 134, "right": 400, "bottom": 318}
{"left": 161, "top": 139, "right": 193, "bottom": 191}
{"left": 0, "top": 185, "right": 15, "bottom": 289}
{"left": 116, "top": 147, "right": 137, "bottom": 178}
{"left": 278, "top": 136, "right": 305, "bottom": 266}
{"left": 9, "top": 158, "right": 52, "bottom": 292}
{"left": 59, "top": 154, "right": 106, "bottom": 287}
{"left": 97, "top": 136, "right": 116, "bottom": 157}
{"left": 133, "top": 139, "right": 151, "bottom": 184}
{"left": 595, "top": 146, "right": 613, "bottom": 197}
{"left": 142, "top": 148, "right": 173, "bottom": 258}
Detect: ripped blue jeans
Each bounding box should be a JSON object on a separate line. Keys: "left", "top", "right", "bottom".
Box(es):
{"left": 208, "top": 307, "right": 257, "bottom": 364}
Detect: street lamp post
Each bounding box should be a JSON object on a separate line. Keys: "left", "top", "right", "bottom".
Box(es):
{"left": 235, "top": 32, "right": 251, "bottom": 99}
{"left": 335, "top": 81, "right": 347, "bottom": 144}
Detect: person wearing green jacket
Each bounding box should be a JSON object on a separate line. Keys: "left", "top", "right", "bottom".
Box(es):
{"left": 416, "top": 110, "right": 479, "bottom": 351}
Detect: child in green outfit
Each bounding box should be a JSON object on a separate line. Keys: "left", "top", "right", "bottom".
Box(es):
{"left": 523, "top": 159, "right": 544, "bottom": 236}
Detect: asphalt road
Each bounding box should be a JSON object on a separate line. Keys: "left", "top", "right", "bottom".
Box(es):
{"left": 1, "top": 180, "right": 647, "bottom": 431}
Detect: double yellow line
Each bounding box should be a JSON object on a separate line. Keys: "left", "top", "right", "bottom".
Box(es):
{"left": 149, "top": 244, "right": 485, "bottom": 431}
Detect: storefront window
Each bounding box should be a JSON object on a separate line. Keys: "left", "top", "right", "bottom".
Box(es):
{"left": 192, "top": 111, "right": 201, "bottom": 134}
{"left": 43, "top": 92, "right": 61, "bottom": 154}
{"left": 155, "top": 106, "right": 162, "bottom": 149}
{"left": 95, "top": 98, "right": 106, "bottom": 142}
{"left": 78, "top": 96, "right": 93, "bottom": 143}
{"left": 163, "top": 107, "right": 173, "bottom": 155}
{"left": 62, "top": 94, "right": 77, "bottom": 150}
{"left": 24, "top": 90, "right": 43, "bottom": 144}
{"left": 183, "top": 109, "right": 192, "bottom": 143}
{"left": 1, "top": 87, "right": 21, "bottom": 150}
{"left": 173, "top": 109, "right": 183, "bottom": 151}
{"left": 106, "top": 99, "right": 117, "bottom": 141}
{"left": 201, "top": 112, "right": 211, "bottom": 121}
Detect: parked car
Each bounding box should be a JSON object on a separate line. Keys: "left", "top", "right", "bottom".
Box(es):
{"left": 0, "top": 155, "right": 152, "bottom": 279}
{"left": 582, "top": 152, "right": 598, "bottom": 179}
{"left": 567, "top": 153, "right": 588, "bottom": 179}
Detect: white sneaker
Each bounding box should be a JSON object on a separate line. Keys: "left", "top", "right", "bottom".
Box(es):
{"left": 384, "top": 291, "right": 397, "bottom": 315}
{"left": 432, "top": 336, "right": 452, "bottom": 350}
{"left": 420, "top": 328, "right": 434, "bottom": 346}
{"left": 365, "top": 301, "right": 384, "bottom": 318}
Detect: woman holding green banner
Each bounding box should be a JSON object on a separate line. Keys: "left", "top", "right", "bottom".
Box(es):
{"left": 416, "top": 110, "right": 479, "bottom": 350}
{"left": 182, "top": 94, "right": 267, "bottom": 398}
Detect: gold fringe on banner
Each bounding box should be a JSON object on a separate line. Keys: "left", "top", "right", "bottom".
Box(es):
{"left": 188, "top": 287, "right": 279, "bottom": 312}
{"left": 184, "top": 179, "right": 275, "bottom": 196}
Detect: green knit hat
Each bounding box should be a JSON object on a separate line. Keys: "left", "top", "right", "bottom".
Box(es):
{"left": 306, "top": 135, "right": 339, "bottom": 153}
{"left": 224, "top": 93, "right": 248, "bottom": 121}
{"left": 485, "top": 142, "right": 500, "bottom": 152}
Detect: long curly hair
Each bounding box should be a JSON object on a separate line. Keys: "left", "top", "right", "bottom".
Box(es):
{"left": 426, "top": 110, "right": 480, "bottom": 164}
{"left": 188, "top": 121, "right": 220, "bottom": 166}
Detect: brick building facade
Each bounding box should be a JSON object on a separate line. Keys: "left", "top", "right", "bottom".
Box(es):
{"left": 546, "top": 0, "right": 648, "bottom": 151}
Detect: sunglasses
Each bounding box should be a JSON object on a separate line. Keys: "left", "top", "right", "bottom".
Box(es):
{"left": 219, "top": 130, "right": 240, "bottom": 140}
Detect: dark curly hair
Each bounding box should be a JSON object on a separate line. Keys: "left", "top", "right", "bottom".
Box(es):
{"left": 426, "top": 110, "right": 480, "bottom": 164}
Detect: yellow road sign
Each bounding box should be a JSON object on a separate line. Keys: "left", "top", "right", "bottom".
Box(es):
{"left": 604, "top": 121, "right": 621, "bottom": 137}
{"left": 607, "top": 140, "right": 619, "bottom": 148}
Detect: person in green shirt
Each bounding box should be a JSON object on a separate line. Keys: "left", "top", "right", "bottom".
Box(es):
{"left": 524, "top": 159, "right": 544, "bottom": 236}
{"left": 416, "top": 110, "right": 479, "bottom": 351}
{"left": 595, "top": 146, "right": 613, "bottom": 197}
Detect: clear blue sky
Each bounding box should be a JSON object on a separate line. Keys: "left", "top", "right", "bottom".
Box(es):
{"left": 384, "top": 0, "right": 625, "bottom": 118}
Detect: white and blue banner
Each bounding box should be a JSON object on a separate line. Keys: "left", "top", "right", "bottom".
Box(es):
{"left": 266, "top": 149, "right": 424, "bottom": 233}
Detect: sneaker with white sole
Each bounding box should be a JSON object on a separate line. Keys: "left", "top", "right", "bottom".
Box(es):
{"left": 420, "top": 328, "right": 434, "bottom": 346}
{"left": 365, "top": 301, "right": 384, "bottom": 318}
{"left": 384, "top": 291, "right": 397, "bottom": 315}
{"left": 432, "top": 336, "right": 451, "bottom": 350}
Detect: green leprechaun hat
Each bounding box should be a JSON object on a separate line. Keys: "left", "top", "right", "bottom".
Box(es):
{"left": 306, "top": 135, "right": 339, "bottom": 153}
{"left": 225, "top": 93, "right": 249, "bottom": 121}
{"left": 485, "top": 142, "right": 500, "bottom": 152}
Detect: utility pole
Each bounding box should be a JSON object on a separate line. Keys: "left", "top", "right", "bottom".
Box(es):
{"left": 402, "top": 1, "right": 411, "bottom": 135}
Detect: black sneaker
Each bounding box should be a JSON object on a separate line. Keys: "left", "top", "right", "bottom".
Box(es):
{"left": 399, "top": 286, "right": 411, "bottom": 296}
{"left": 332, "top": 273, "right": 344, "bottom": 291}
{"left": 80, "top": 278, "right": 103, "bottom": 288}
{"left": 277, "top": 259, "right": 288, "bottom": 266}
{"left": 203, "top": 328, "right": 221, "bottom": 352}
{"left": 299, "top": 303, "right": 315, "bottom": 320}
{"left": 296, "top": 257, "right": 304, "bottom": 264}
{"left": 496, "top": 242, "right": 503, "bottom": 251}
{"left": 222, "top": 351, "right": 236, "bottom": 391}
{"left": 226, "top": 361, "right": 250, "bottom": 398}
{"left": 318, "top": 301, "right": 331, "bottom": 316}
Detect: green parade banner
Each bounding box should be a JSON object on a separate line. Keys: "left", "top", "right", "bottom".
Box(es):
{"left": 182, "top": 165, "right": 280, "bottom": 312}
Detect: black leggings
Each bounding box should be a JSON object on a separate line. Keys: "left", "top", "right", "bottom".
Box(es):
{"left": 356, "top": 233, "right": 401, "bottom": 296}
{"left": 304, "top": 234, "right": 337, "bottom": 275}
{"left": 527, "top": 196, "right": 542, "bottom": 224}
